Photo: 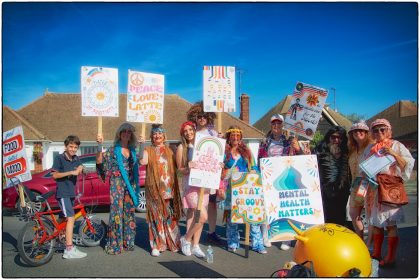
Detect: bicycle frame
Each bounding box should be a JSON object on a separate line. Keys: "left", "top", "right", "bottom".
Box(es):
{"left": 31, "top": 201, "right": 97, "bottom": 246}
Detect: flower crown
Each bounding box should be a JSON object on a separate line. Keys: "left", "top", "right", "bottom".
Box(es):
{"left": 226, "top": 128, "right": 242, "bottom": 134}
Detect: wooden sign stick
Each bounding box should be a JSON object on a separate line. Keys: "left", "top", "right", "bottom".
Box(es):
{"left": 141, "top": 123, "right": 146, "bottom": 139}
{"left": 245, "top": 222, "right": 250, "bottom": 258}
{"left": 98, "top": 116, "right": 103, "bottom": 135}
{"left": 18, "top": 184, "right": 26, "bottom": 208}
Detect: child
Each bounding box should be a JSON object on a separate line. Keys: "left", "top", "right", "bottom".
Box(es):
{"left": 52, "top": 135, "right": 86, "bottom": 259}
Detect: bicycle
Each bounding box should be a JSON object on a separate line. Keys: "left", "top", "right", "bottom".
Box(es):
{"left": 16, "top": 173, "right": 106, "bottom": 266}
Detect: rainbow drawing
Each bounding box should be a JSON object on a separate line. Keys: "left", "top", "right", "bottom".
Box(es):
{"left": 196, "top": 136, "right": 224, "bottom": 155}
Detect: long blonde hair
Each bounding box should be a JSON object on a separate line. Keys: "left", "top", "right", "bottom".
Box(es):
{"left": 114, "top": 122, "right": 137, "bottom": 148}
{"left": 348, "top": 131, "right": 372, "bottom": 156}
{"left": 179, "top": 122, "right": 196, "bottom": 168}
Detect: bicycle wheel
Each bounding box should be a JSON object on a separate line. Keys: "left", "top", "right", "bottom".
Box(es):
{"left": 17, "top": 220, "right": 55, "bottom": 267}
{"left": 79, "top": 215, "right": 106, "bottom": 247}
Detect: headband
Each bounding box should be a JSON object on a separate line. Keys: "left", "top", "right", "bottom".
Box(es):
{"left": 226, "top": 128, "right": 242, "bottom": 134}
{"left": 152, "top": 127, "right": 166, "bottom": 133}
{"left": 180, "top": 121, "right": 196, "bottom": 136}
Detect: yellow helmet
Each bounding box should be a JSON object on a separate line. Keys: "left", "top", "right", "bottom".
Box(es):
{"left": 289, "top": 221, "right": 372, "bottom": 277}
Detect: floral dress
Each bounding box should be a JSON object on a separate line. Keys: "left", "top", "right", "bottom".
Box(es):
{"left": 146, "top": 146, "right": 181, "bottom": 253}
{"left": 97, "top": 147, "right": 137, "bottom": 255}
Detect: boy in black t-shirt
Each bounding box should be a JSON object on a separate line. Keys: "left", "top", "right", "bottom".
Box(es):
{"left": 52, "top": 135, "right": 87, "bottom": 259}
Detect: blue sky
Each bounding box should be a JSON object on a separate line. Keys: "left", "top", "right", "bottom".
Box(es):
{"left": 3, "top": 2, "right": 418, "bottom": 124}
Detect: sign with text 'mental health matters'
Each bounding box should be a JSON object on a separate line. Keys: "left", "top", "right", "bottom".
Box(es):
{"left": 260, "top": 155, "right": 324, "bottom": 242}
{"left": 127, "top": 70, "right": 164, "bottom": 124}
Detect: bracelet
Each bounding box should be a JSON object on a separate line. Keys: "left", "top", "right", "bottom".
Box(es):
{"left": 97, "top": 144, "right": 103, "bottom": 153}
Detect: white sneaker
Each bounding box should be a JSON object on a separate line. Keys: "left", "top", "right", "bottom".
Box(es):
{"left": 264, "top": 239, "right": 272, "bottom": 248}
{"left": 280, "top": 242, "right": 291, "bottom": 251}
{"left": 63, "top": 246, "right": 87, "bottom": 259}
{"left": 151, "top": 249, "right": 160, "bottom": 257}
{"left": 191, "top": 245, "right": 206, "bottom": 258}
{"left": 180, "top": 236, "right": 191, "bottom": 256}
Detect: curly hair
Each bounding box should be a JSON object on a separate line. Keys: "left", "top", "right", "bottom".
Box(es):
{"left": 186, "top": 101, "right": 216, "bottom": 125}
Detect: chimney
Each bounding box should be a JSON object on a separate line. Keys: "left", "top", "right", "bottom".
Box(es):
{"left": 239, "top": 93, "right": 250, "bottom": 124}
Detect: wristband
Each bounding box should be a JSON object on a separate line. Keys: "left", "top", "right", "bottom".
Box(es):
{"left": 97, "top": 144, "right": 103, "bottom": 153}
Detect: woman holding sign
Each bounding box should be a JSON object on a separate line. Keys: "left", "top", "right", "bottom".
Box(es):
{"left": 257, "top": 114, "right": 304, "bottom": 251}
{"left": 220, "top": 125, "right": 266, "bottom": 254}
{"left": 347, "top": 121, "right": 373, "bottom": 243}
{"left": 368, "top": 119, "right": 414, "bottom": 268}
{"left": 140, "top": 124, "right": 183, "bottom": 257}
{"left": 96, "top": 123, "right": 140, "bottom": 255}
{"left": 187, "top": 101, "right": 223, "bottom": 245}
{"left": 176, "top": 121, "right": 209, "bottom": 258}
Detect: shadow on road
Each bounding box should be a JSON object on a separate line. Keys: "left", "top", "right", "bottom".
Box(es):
{"left": 158, "top": 260, "right": 225, "bottom": 277}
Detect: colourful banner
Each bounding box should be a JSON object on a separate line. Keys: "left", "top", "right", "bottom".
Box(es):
{"left": 203, "top": 65, "right": 236, "bottom": 112}
{"left": 284, "top": 82, "right": 328, "bottom": 140}
{"left": 81, "top": 66, "right": 119, "bottom": 117}
{"left": 231, "top": 172, "right": 266, "bottom": 224}
{"left": 127, "top": 70, "right": 164, "bottom": 124}
{"left": 260, "top": 155, "right": 324, "bottom": 242}
{"left": 3, "top": 126, "right": 32, "bottom": 188}
{"left": 188, "top": 132, "right": 226, "bottom": 189}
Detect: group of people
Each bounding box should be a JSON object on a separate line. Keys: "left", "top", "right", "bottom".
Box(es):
{"left": 53, "top": 102, "right": 414, "bottom": 269}
{"left": 316, "top": 119, "right": 414, "bottom": 268}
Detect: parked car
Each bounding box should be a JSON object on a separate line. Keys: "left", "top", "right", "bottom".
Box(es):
{"left": 2, "top": 154, "right": 147, "bottom": 214}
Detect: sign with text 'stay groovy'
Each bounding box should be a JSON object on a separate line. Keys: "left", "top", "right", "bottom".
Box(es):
{"left": 188, "top": 132, "right": 226, "bottom": 189}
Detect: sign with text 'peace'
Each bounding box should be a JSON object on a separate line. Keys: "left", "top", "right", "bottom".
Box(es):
{"left": 127, "top": 70, "right": 164, "bottom": 124}
{"left": 3, "top": 126, "right": 32, "bottom": 188}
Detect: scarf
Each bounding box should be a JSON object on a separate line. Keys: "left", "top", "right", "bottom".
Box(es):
{"left": 370, "top": 139, "right": 393, "bottom": 156}
{"left": 115, "top": 142, "right": 140, "bottom": 207}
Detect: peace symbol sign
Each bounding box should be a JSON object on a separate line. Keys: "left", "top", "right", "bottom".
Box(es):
{"left": 130, "top": 73, "right": 144, "bottom": 86}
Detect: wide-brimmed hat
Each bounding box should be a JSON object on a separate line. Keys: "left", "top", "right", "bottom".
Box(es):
{"left": 370, "top": 118, "right": 391, "bottom": 130}
{"left": 270, "top": 114, "right": 284, "bottom": 123}
{"left": 348, "top": 121, "right": 369, "bottom": 133}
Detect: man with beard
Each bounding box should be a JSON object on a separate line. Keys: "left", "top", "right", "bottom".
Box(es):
{"left": 315, "top": 126, "right": 350, "bottom": 227}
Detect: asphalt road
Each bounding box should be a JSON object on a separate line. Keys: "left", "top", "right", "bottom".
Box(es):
{"left": 2, "top": 195, "right": 418, "bottom": 278}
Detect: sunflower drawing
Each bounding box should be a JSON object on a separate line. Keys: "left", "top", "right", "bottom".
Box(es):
{"left": 306, "top": 93, "right": 319, "bottom": 106}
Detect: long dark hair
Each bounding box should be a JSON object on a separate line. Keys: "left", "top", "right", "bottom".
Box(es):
{"left": 316, "top": 126, "right": 349, "bottom": 154}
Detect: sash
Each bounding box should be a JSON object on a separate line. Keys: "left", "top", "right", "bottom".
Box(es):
{"left": 115, "top": 142, "right": 140, "bottom": 207}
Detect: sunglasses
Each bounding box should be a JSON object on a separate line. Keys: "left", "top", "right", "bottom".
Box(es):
{"left": 372, "top": 127, "right": 388, "bottom": 134}
{"left": 197, "top": 115, "right": 206, "bottom": 120}
{"left": 121, "top": 130, "right": 132, "bottom": 134}
{"left": 271, "top": 121, "right": 283, "bottom": 125}
{"left": 352, "top": 129, "right": 366, "bottom": 134}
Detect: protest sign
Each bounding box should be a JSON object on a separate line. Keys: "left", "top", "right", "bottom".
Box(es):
{"left": 127, "top": 70, "right": 164, "bottom": 124}
{"left": 188, "top": 132, "right": 226, "bottom": 189}
{"left": 203, "top": 66, "right": 236, "bottom": 113}
{"left": 284, "top": 82, "right": 328, "bottom": 140}
{"left": 3, "top": 126, "right": 32, "bottom": 188}
{"left": 231, "top": 172, "right": 266, "bottom": 224}
{"left": 81, "top": 66, "right": 119, "bottom": 117}
{"left": 260, "top": 155, "right": 324, "bottom": 242}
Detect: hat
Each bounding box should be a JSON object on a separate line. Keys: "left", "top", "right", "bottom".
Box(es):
{"left": 348, "top": 121, "right": 369, "bottom": 133}
{"left": 370, "top": 119, "right": 391, "bottom": 130}
{"left": 270, "top": 114, "right": 284, "bottom": 123}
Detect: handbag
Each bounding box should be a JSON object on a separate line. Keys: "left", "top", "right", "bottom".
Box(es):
{"left": 376, "top": 174, "right": 408, "bottom": 207}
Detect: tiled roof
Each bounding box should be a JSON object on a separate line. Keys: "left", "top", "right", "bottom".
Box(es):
{"left": 3, "top": 106, "right": 48, "bottom": 141}
{"left": 16, "top": 92, "right": 264, "bottom": 142}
